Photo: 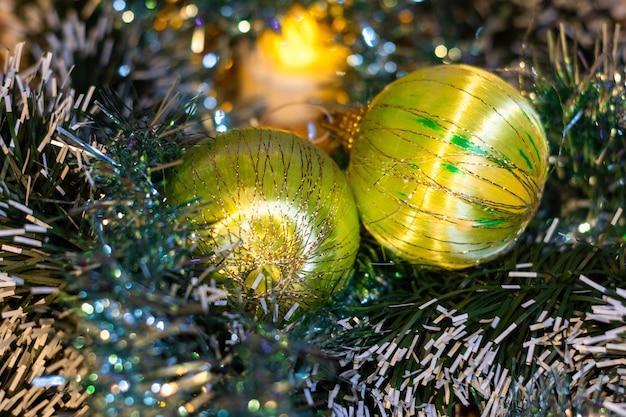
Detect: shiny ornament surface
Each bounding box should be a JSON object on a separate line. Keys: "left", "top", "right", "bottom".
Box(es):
{"left": 348, "top": 64, "right": 549, "bottom": 269}
{"left": 166, "top": 128, "right": 360, "bottom": 307}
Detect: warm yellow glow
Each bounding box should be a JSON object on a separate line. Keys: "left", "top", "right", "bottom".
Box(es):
{"left": 153, "top": 18, "right": 167, "bottom": 31}
{"left": 257, "top": 5, "right": 348, "bottom": 74}
{"left": 122, "top": 11, "right": 135, "bottom": 23}
{"left": 238, "top": 20, "right": 251, "bottom": 33}
{"left": 183, "top": 4, "right": 198, "bottom": 18}
{"left": 191, "top": 27, "right": 205, "bottom": 53}
{"left": 160, "top": 383, "right": 177, "bottom": 397}
{"left": 434, "top": 44, "right": 448, "bottom": 58}
{"left": 264, "top": 400, "right": 278, "bottom": 412}
{"left": 170, "top": 15, "right": 183, "bottom": 30}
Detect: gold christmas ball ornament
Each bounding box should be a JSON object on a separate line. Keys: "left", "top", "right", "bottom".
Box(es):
{"left": 348, "top": 64, "right": 549, "bottom": 269}
{"left": 166, "top": 127, "right": 360, "bottom": 308}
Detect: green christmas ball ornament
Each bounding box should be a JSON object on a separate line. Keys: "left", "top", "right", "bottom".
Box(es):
{"left": 166, "top": 127, "right": 360, "bottom": 308}
{"left": 348, "top": 64, "right": 550, "bottom": 270}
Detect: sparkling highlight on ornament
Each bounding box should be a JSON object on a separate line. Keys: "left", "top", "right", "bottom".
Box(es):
{"left": 348, "top": 64, "right": 549, "bottom": 269}
{"left": 166, "top": 128, "right": 360, "bottom": 308}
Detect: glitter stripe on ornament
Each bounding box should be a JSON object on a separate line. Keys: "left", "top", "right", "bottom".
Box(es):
{"left": 348, "top": 64, "right": 549, "bottom": 269}
{"left": 166, "top": 127, "right": 360, "bottom": 311}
